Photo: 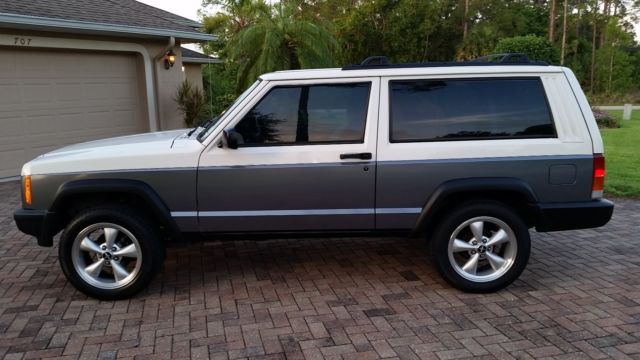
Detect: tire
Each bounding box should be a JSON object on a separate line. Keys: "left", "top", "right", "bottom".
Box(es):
{"left": 429, "top": 200, "right": 530, "bottom": 293}
{"left": 58, "top": 206, "right": 165, "bottom": 300}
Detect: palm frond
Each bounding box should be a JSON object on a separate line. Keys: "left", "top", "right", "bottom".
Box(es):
{"left": 226, "top": 3, "right": 338, "bottom": 88}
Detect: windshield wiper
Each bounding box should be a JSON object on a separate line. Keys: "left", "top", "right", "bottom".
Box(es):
{"left": 187, "top": 116, "right": 218, "bottom": 137}
{"left": 195, "top": 115, "right": 221, "bottom": 140}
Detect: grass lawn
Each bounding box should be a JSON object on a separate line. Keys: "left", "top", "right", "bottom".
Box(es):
{"left": 600, "top": 110, "right": 640, "bottom": 197}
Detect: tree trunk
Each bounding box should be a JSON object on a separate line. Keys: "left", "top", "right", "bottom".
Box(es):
{"left": 600, "top": 0, "right": 609, "bottom": 47}
{"left": 575, "top": 1, "right": 581, "bottom": 58}
{"left": 608, "top": 47, "right": 614, "bottom": 95}
{"left": 560, "top": 0, "right": 568, "bottom": 64}
{"left": 590, "top": 0, "right": 598, "bottom": 94}
{"left": 548, "top": 0, "right": 557, "bottom": 42}
{"left": 575, "top": 1, "right": 581, "bottom": 41}
{"left": 462, "top": 0, "right": 469, "bottom": 41}
{"left": 422, "top": 34, "right": 430, "bottom": 62}
{"left": 296, "top": 86, "right": 309, "bottom": 143}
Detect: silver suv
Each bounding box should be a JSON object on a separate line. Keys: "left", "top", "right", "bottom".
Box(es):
{"left": 14, "top": 55, "right": 614, "bottom": 299}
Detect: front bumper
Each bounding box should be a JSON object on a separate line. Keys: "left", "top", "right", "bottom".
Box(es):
{"left": 13, "top": 208, "right": 58, "bottom": 247}
{"left": 533, "top": 199, "right": 614, "bottom": 232}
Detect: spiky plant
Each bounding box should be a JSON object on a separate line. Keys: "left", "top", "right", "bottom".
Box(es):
{"left": 174, "top": 80, "right": 210, "bottom": 127}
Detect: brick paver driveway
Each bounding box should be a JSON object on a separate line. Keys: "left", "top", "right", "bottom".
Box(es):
{"left": 0, "top": 181, "right": 639, "bottom": 360}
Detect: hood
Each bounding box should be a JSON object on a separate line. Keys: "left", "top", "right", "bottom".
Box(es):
{"left": 41, "top": 130, "right": 186, "bottom": 158}
{"left": 23, "top": 130, "right": 203, "bottom": 175}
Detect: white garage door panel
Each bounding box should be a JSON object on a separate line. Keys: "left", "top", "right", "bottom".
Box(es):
{"left": 0, "top": 49, "right": 147, "bottom": 178}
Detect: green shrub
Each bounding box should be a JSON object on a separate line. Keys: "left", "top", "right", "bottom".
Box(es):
{"left": 494, "top": 35, "right": 560, "bottom": 64}
{"left": 174, "top": 80, "right": 210, "bottom": 127}
{"left": 592, "top": 108, "right": 620, "bottom": 128}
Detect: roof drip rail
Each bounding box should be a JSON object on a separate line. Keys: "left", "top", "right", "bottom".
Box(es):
{"left": 342, "top": 53, "right": 549, "bottom": 70}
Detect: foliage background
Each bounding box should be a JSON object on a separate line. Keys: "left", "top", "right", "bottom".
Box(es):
{"left": 198, "top": 0, "right": 640, "bottom": 114}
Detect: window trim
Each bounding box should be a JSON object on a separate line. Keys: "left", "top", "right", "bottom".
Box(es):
{"left": 388, "top": 76, "right": 557, "bottom": 143}
{"left": 234, "top": 82, "right": 373, "bottom": 148}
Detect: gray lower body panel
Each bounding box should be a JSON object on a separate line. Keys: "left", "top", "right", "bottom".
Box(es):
{"left": 30, "top": 169, "right": 199, "bottom": 230}
{"left": 375, "top": 156, "right": 593, "bottom": 229}
{"left": 197, "top": 162, "right": 376, "bottom": 232}
{"left": 27, "top": 155, "right": 593, "bottom": 234}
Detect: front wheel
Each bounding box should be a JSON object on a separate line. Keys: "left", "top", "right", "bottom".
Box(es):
{"left": 430, "top": 201, "right": 531, "bottom": 293}
{"left": 59, "top": 206, "right": 165, "bottom": 300}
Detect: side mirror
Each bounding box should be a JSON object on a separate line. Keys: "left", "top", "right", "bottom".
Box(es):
{"left": 223, "top": 128, "right": 243, "bottom": 149}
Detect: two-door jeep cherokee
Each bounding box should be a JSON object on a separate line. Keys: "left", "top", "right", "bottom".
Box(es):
{"left": 14, "top": 54, "right": 614, "bottom": 299}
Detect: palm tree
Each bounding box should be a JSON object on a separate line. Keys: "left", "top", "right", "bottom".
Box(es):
{"left": 229, "top": 2, "right": 337, "bottom": 89}
{"left": 201, "top": 0, "right": 270, "bottom": 56}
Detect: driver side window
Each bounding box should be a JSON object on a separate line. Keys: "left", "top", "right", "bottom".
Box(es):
{"left": 234, "top": 83, "right": 371, "bottom": 146}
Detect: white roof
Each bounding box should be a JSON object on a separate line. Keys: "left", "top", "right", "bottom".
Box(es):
{"left": 260, "top": 65, "right": 565, "bottom": 81}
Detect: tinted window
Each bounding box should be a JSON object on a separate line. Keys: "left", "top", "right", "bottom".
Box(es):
{"left": 390, "top": 78, "right": 555, "bottom": 142}
{"left": 234, "top": 83, "right": 370, "bottom": 146}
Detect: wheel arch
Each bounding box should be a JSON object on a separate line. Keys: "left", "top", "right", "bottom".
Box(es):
{"left": 43, "top": 179, "right": 181, "bottom": 246}
{"left": 412, "top": 177, "right": 539, "bottom": 238}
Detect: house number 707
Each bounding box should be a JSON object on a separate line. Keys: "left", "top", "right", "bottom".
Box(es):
{"left": 14, "top": 37, "right": 32, "bottom": 46}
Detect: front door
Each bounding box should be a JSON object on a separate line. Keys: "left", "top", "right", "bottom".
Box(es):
{"left": 197, "top": 77, "right": 380, "bottom": 233}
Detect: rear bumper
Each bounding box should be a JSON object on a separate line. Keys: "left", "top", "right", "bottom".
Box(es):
{"left": 13, "top": 208, "right": 58, "bottom": 247}
{"left": 533, "top": 199, "right": 614, "bottom": 232}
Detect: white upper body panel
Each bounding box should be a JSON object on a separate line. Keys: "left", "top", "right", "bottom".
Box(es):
{"left": 375, "top": 70, "right": 594, "bottom": 162}
{"left": 259, "top": 65, "right": 565, "bottom": 81}
{"left": 561, "top": 68, "right": 604, "bottom": 153}
{"left": 21, "top": 64, "right": 599, "bottom": 176}
{"left": 22, "top": 130, "right": 203, "bottom": 175}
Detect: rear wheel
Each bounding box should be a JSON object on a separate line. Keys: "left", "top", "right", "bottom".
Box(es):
{"left": 430, "top": 201, "right": 530, "bottom": 293}
{"left": 59, "top": 206, "right": 164, "bottom": 300}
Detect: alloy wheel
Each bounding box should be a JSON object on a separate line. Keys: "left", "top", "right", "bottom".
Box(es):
{"left": 447, "top": 216, "right": 518, "bottom": 283}
{"left": 71, "top": 223, "right": 142, "bottom": 290}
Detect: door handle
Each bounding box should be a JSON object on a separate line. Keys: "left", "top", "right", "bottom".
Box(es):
{"left": 340, "top": 152, "right": 372, "bottom": 160}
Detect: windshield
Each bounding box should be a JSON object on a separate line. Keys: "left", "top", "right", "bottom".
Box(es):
{"left": 197, "top": 80, "right": 262, "bottom": 142}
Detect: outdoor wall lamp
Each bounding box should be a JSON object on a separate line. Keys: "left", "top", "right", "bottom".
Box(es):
{"left": 163, "top": 50, "right": 176, "bottom": 69}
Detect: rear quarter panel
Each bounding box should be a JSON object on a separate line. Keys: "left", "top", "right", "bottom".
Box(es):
{"left": 375, "top": 71, "right": 595, "bottom": 229}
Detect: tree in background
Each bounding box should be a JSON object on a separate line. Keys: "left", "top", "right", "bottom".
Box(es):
{"left": 200, "top": 0, "right": 270, "bottom": 55}
{"left": 494, "top": 35, "right": 560, "bottom": 63}
{"left": 229, "top": 2, "right": 337, "bottom": 89}
{"left": 594, "top": 17, "right": 635, "bottom": 94}
{"left": 200, "top": 0, "right": 270, "bottom": 114}
{"left": 549, "top": 0, "right": 557, "bottom": 42}
{"left": 560, "top": 0, "right": 569, "bottom": 64}
{"left": 336, "top": 0, "right": 444, "bottom": 64}
{"left": 199, "top": 0, "right": 640, "bottom": 104}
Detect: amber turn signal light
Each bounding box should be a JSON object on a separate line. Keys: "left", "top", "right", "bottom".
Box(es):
{"left": 23, "top": 175, "right": 32, "bottom": 205}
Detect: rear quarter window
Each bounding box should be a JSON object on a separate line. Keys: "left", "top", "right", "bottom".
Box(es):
{"left": 389, "top": 78, "right": 556, "bottom": 142}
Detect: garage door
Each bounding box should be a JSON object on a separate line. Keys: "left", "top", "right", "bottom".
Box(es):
{"left": 0, "top": 49, "right": 148, "bottom": 178}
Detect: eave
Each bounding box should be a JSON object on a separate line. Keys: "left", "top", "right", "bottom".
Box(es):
{"left": 0, "top": 12, "right": 216, "bottom": 42}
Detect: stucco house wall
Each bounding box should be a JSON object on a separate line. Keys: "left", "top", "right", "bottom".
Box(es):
{"left": 184, "top": 63, "right": 204, "bottom": 90}
{"left": 0, "top": 1, "right": 216, "bottom": 178}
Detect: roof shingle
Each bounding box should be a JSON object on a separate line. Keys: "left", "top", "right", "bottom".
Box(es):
{"left": 181, "top": 47, "right": 221, "bottom": 63}
{"left": 0, "top": 0, "right": 213, "bottom": 40}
